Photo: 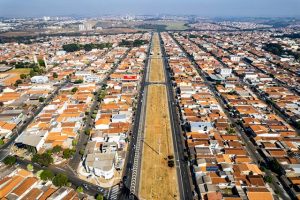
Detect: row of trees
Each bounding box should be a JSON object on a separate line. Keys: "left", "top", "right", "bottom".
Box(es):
{"left": 135, "top": 24, "right": 167, "bottom": 31}
{"left": 31, "top": 145, "right": 76, "bottom": 167}
{"left": 62, "top": 43, "right": 113, "bottom": 52}
{"left": 119, "top": 39, "right": 149, "bottom": 47}
{"left": 263, "top": 43, "right": 300, "bottom": 60}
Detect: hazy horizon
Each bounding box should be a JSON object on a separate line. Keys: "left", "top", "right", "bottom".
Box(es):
{"left": 0, "top": 0, "right": 300, "bottom": 18}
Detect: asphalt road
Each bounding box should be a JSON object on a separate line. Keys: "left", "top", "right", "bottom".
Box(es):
{"left": 119, "top": 34, "right": 152, "bottom": 200}
{"left": 160, "top": 33, "right": 193, "bottom": 200}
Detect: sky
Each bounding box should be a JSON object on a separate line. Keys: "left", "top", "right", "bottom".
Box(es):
{"left": 0, "top": 0, "right": 299, "bottom": 18}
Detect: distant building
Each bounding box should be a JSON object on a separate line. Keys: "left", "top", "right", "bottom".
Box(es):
{"left": 219, "top": 68, "right": 232, "bottom": 77}
{"left": 30, "top": 76, "right": 49, "bottom": 84}
{"left": 78, "top": 23, "right": 93, "bottom": 31}
{"left": 56, "top": 50, "right": 66, "bottom": 56}
{"left": 230, "top": 55, "right": 241, "bottom": 62}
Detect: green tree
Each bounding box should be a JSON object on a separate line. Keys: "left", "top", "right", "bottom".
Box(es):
{"left": 3, "top": 156, "right": 16, "bottom": 166}
{"left": 62, "top": 44, "right": 81, "bottom": 52}
{"left": 63, "top": 149, "right": 75, "bottom": 159}
{"left": 52, "top": 145, "right": 62, "bottom": 153}
{"left": 20, "top": 74, "right": 27, "bottom": 79}
{"left": 264, "top": 176, "right": 273, "bottom": 183}
{"left": 0, "top": 139, "right": 4, "bottom": 145}
{"left": 269, "top": 159, "right": 283, "bottom": 175}
{"left": 52, "top": 173, "right": 68, "bottom": 187}
{"left": 76, "top": 186, "right": 84, "bottom": 193}
{"left": 27, "top": 164, "right": 34, "bottom": 171}
{"left": 79, "top": 149, "right": 85, "bottom": 155}
{"left": 39, "top": 97, "right": 45, "bottom": 102}
{"left": 29, "top": 69, "right": 36, "bottom": 77}
{"left": 32, "top": 153, "right": 53, "bottom": 167}
{"left": 36, "top": 170, "right": 43, "bottom": 178}
{"left": 53, "top": 72, "right": 58, "bottom": 79}
{"left": 96, "top": 194, "right": 104, "bottom": 200}
{"left": 85, "top": 129, "right": 91, "bottom": 135}
{"left": 74, "top": 79, "right": 83, "bottom": 84}
{"left": 72, "top": 139, "right": 78, "bottom": 146}
{"left": 38, "top": 59, "right": 45, "bottom": 67}
{"left": 40, "top": 169, "right": 54, "bottom": 181}
{"left": 71, "top": 87, "right": 78, "bottom": 93}
{"left": 84, "top": 44, "right": 93, "bottom": 51}
{"left": 14, "top": 79, "right": 22, "bottom": 87}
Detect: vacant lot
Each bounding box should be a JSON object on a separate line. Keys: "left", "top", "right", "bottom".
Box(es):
{"left": 139, "top": 85, "right": 178, "bottom": 200}
{"left": 8, "top": 68, "right": 31, "bottom": 74}
{"left": 139, "top": 33, "right": 178, "bottom": 200}
{"left": 149, "top": 34, "right": 165, "bottom": 83}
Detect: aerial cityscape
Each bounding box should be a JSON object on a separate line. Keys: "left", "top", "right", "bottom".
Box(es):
{"left": 0, "top": 0, "right": 300, "bottom": 200}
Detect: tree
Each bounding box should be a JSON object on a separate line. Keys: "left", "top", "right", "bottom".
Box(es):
{"left": 85, "top": 129, "right": 91, "bottom": 135}
{"left": 168, "top": 160, "right": 175, "bottom": 168}
{"left": 62, "top": 44, "right": 80, "bottom": 52}
{"left": 20, "top": 74, "right": 27, "bottom": 79}
{"left": 74, "top": 79, "right": 83, "bottom": 84}
{"left": 36, "top": 170, "right": 43, "bottom": 178}
{"left": 3, "top": 156, "right": 16, "bottom": 166}
{"left": 63, "top": 149, "right": 75, "bottom": 159}
{"left": 32, "top": 153, "right": 53, "bottom": 167}
{"left": 14, "top": 79, "right": 22, "bottom": 87}
{"left": 72, "top": 139, "right": 78, "bottom": 146}
{"left": 53, "top": 72, "right": 58, "bottom": 79}
{"left": 269, "top": 159, "right": 283, "bottom": 175}
{"left": 71, "top": 87, "right": 78, "bottom": 93}
{"left": 52, "top": 145, "right": 62, "bottom": 153}
{"left": 96, "top": 194, "right": 104, "bottom": 200}
{"left": 83, "top": 44, "right": 93, "bottom": 52}
{"left": 79, "top": 149, "right": 85, "bottom": 155}
{"left": 0, "top": 102, "right": 4, "bottom": 107}
{"left": 76, "top": 186, "right": 84, "bottom": 193}
{"left": 29, "top": 69, "right": 36, "bottom": 77}
{"left": 27, "top": 164, "right": 34, "bottom": 171}
{"left": 40, "top": 169, "right": 54, "bottom": 181}
{"left": 38, "top": 59, "right": 45, "bottom": 67}
{"left": 52, "top": 173, "right": 68, "bottom": 187}
{"left": 264, "top": 176, "right": 273, "bottom": 183}
{"left": 0, "top": 139, "right": 4, "bottom": 145}
{"left": 39, "top": 97, "right": 45, "bottom": 102}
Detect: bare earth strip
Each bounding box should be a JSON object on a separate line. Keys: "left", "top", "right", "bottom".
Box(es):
{"left": 139, "top": 33, "right": 179, "bottom": 200}
{"left": 149, "top": 35, "right": 165, "bottom": 83}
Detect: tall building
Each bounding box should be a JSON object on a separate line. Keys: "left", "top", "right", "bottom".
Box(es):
{"left": 78, "top": 23, "right": 93, "bottom": 31}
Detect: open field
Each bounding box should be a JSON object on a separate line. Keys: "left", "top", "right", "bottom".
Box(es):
{"left": 134, "top": 20, "right": 189, "bottom": 31}
{"left": 165, "top": 21, "right": 189, "bottom": 30}
{"left": 8, "top": 68, "right": 31, "bottom": 74}
{"left": 149, "top": 34, "right": 165, "bottom": 83}
{"left": 139, "top": 33, "right": 179, "bottom": 200}
{"left": 139, "top": 85, "right": 179, "bottom": 200}
{"left": 149, "top": 58, "right": 165, "bottom": 82}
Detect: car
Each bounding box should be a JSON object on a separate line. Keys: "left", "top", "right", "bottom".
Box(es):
{"left": 83, "top": 184, "right": 89, "bottom": 189}
{"left": 97, "top": 187, "right": 104, "bottom": 192}
{"left": 87, "top": 174, "right": 92, "bottom": 179}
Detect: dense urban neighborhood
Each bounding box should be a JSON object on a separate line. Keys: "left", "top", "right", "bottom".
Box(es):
{"left": 0, "top": 15, "right": 300, "bottom": 200}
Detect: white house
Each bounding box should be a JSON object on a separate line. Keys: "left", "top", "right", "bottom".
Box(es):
{"left": 31, "top": 76, "right": 49, "bottom": 84}
{"left": 85, "top": 152, "right": 116, "bottom": 179}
